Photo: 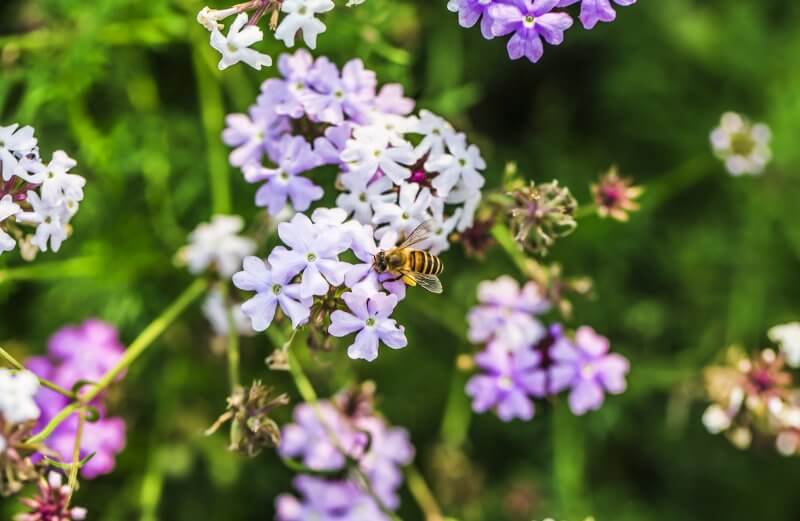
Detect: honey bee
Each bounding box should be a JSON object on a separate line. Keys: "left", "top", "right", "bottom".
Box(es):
{"left": 372, "top": 219, "right": 444, "bottom": 294}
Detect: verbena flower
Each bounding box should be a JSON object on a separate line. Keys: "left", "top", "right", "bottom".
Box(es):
{"left": 0, "top": 124, "right": 86, "bottom": 260}
{"left": 276, "top": 475, "right": 388, "bottom": 521}
{"left": 278, "top": 389, "right": 414, "bottom": 515}
{"left": 0, "top": 369, "right": 40, "bottom": 425}
{"left": 591, "top": 165, "right": 643, "bottom": 222}
{"left": 467, "top": 275, "right": 550, "bottom": 348}
{"left": 233, "top": 256, "right": 313, "bottom": 331}
{"left": 222, "top": 51, "right": 484, "bottom": 253}
{"left": 26, "top": 320, "right": 127, "bottom": 479}
{"left": 709, "top": 111, "right": 772, "bottom": 176}
{"left": 179, "top": 215, "right": 257, "bottom": 278}
{"left": 275, "top": 0, "right": 335, "bottom": 49}
{"left": 465, "top": 342, "right": 546, "bottom": 421}
{"left": 448, "top": 0, "right": 635, "bottom": 63}
{"left": 202, "top": 288, "right": 253, "bottom": 337}
{"left": 15, "top": 472, "right": 87, "bottom": 521}
{"left": 210, "top": 12, "right": 272, "bottom": 71}
{"left": 558, "top": 0, "right": 636, "bottom": 29}
{"left": 329, "top": 290, "right": 407, "bottom": 361}
{"left": 550, "top": 326, "right": 629, "bottom": 415}
{"left": 490, "top": 0, "right": 574, "bottom": 63}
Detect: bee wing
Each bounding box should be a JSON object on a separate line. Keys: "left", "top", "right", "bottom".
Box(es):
{"left": 399, "top": 219, "right": 436, "bottom": 249}
{"left": 403, "top": 271, "right": 443, "bottom": 294}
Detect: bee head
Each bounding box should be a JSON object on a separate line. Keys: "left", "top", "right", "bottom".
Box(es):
{"left": 372, "top": 251, "right": 388, "bottom": 273}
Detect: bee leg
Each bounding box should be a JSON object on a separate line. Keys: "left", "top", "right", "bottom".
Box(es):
{"left": 402, "top": 274, "right": 417, "bottom": 286}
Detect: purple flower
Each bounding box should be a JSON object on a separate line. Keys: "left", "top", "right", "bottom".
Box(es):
{"left": 223, "top": 104, "right": 287, "bottom": 168}
{"left": 490, "top": 0, "right": 574, "bottom": 63}
{"left": 232, "top": 256, "right": 313, "bottom": 331}
{"left": 280, "top": 402, "right": 359, "bottom": 470}
{"left": 344, "top": 227, "right": 407, "bottom": 299}
{"left": 268, "top": 213, "right": 352, "bottom": 298}
{"left": 558, "top": 0, "right": 635, "bottom": 29}
{"left": 467, "top": 275, "right": 550, "bottom": 348}
{"left": 313, "top": 123, "right": 353, "bottom": 166}
{"left": 301, "top": 57, "right": 376, "bottom": 124}
{"left": 374, "top": 84, "right": 415, "bottom": 116}
{"left": 276, "top": 476, "right": 387, "bottom": 521}
{"left": 550, "top": 326, "right": 629, "bottom": 415}
{"left": 26, "top": 320, "right": 127, "bottom": 479}
{"left": 465, "top": 342, "right": 547, "bottom": 421}
{"left": 244, "top": 135, "right": 323, "bottom": 215}
{"left": 354, "top": 416, "right": 414, "bottom": 508}
{"left": 329, "top": 290, "right": 407, "bottom": 361}
{"left": 447, "top": 0, "right": 498, "bottom": 39}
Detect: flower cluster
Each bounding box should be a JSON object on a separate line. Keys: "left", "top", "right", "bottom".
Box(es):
{"left": 233, "top": 208, "right": 412, "bottom": 361}
{"left": 197, "top": 0, "right": 366, "bottom": 71}
{"left": 15, "top": 471, "right": 87, "bottom": 521}
{"left": 276, "top": 386, "right": 414, "bottom": 519}
{"left": 26, "top": 320, "right": 127, "bottom": 478}
{"left": 447, "top": 0, "right": 636, "bottom": 63}
{"left": 0, "top": 368, "right": 41, "bottom": 495}
{"left": 0, "top": 123, "right": 86, "bottom": 260}
{"left": 224, "top": 50, "right": 483, "bottom": 251}
{"left": 702, "top": 323, "right": 800, "bottom": 456}
{"left": 709, "top": 112, "right": 772, "bottom": 176}
{"left": 465, "top": 276, "right": 629, "bottom": 421}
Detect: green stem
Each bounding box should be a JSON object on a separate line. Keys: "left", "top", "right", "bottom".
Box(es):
{"left": 439, "top": 364, "right": 471, "bottom": 448}
{"left": 491, "top": 223, "right": 531, "bottom": 276}
{"left": 65, "top": 410, "right": 86, "bottom": 507}
{"left": 0, "top": 347, "right": 77, "bottom": 400}
{"left": 26, "top": 279, "right": 208, "bottom": 445}
{"left": 222, "top": 284, "right": 241, "bottom": 393}
{"left": 574, "top": 204, "right": 597, "bottom": 219}
{"left": 405, "top": 465, "right": 444, "bottom": 521}
{"left": 191, "top": 37, "right": 231, "bottom": 215}
{"left": 552, "top": 402, "right": 587, "bottom": 519}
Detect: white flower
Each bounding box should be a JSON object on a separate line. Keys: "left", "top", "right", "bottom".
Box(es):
{"left": 346, "top": 0, "right": 366, "bottom": 5}
{"left": 210, "top": 13, "right": 272, "bottom": 71}
{"left": 202, "top": 288, "right": 254, "bottom": 336}
{"left": 0, "top": 434, "right": 6, "bottom": 453}
{"left": 335, "top": 172, "right": 395, "bottom": 224}
{"left": 702, "top": 404, "right": 732, "bottom": 434}
{"left": 425, "top": 132, "right": 486, "bottom": 197}
{"left": 0, "top": 368, "right": 40, "bottom": 424}
{"left": 180, "top": 215, "right": 257, "bottom": 278}
{"left": 15, "top": 191, "right": 70, "bottom": 253}
{"left": 420, "top": 200, "right": 462, "bottom": 255}
{"left": 39, "top": 150, "right": 86, "bottom": 205}
{"left": 0, "top": 194, "right": 21, "bottom": 255}
{"left": 776, "top": 431, "right": 800, "bottom": 456}
{"left": 413, "top": 110, "right": 455, "bottom": 157}
{"left": 275, "top": 0, "right": 335, "bottom": 49}
{"left": 452, "top": 189, "right": 481, "bottom": 232}
{"left": 0, "top": 123, "right": 41, "bottom": 182}
{"left": 340, "top": 128, "right": 416, "bottom": 185}
{"left": 768, "top": 322, "right": 800, "bottom": 368}
{"left": 372, "top": 182, "right": 433, "bottom": 238}
{"left": 709, "top": 112, "right": 771, "bottom": 176}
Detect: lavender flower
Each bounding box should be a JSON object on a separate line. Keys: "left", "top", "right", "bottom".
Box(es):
{"left": 465, "top": 342, "right": 546, "bottom": 421}
{"left": 232, "top": 256, "right": 313, "bottom": 331}
{"left": 490, "top": 0, "right": 574, "bottom": 63}
{"left": 244, "top": 135, "right": 324, "bottom": 215}
{"left": 467, "top": 275, "right": 550, "bottom": 349}
{"left": 447, "top": 0, "right": 499, "bottom": 39}
{"left": 276, "top": 476, "right": 387, "bottom": 521}
{"left": 550, "top": 326, "right": 629, "bottom": 415}
{"left": 559, "top": 0, "right": 636, "bottom": 30}
{"left": 26, "top": 320, "right": 127, "bottom": 478}
{"left": 268, "top": 213, "right": 351, "bottom": 298}
{"left": 329, "top": 290, "right": 407, "bottom": 361}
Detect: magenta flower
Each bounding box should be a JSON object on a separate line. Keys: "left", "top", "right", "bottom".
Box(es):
{"left": 328, "top": 290, "right": 407, "bottom": 361}
{"left": 550, "top": 326, "right": 629, "bottom": 415}
{"left": 232, "top": 256, "right": 313, "bottom": 331}
{"left": 26, "top": 320, "right": 127, "bottom": 479}
{"left": 466, "top": 342, "right": 547, "bottom": 421}
{"left": 490, "top": 0, "right": 574, "bottom": 62}
{"left": 558, "top": 0, "right": 636, "bottom": 29}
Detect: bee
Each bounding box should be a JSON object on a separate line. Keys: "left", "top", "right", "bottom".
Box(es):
{"left": 372, "top": 219, "right": 444, "bottom": 294}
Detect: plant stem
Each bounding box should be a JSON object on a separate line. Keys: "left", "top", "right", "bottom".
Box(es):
{"left": 405, "top": 464, "right": 444, "bottom": 521}
{"left": 65, "top": 410, "right": 86, "bottom": 507}
{"left": 223, "top": 285, "right": 241, "bottom": 393}
{"left": 574, "top": 204, "right": 597, "bottom": 219}
{"left": 0, "top": 347, "right": 77, "bottom": 400}
{"left": 25, "top": 279, "right": 208, "bottom": 445}
{"left": 491, "top": 223, "right": 531, "bottom": 277}
{"left": 0, "top": 256, "right": 102, "bottom": 285}
{"left": 552, "top": 401, "right": 587, "bottom": 518}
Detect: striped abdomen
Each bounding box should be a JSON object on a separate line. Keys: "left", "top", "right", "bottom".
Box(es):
{"left": 407, "top": 250, "right": 443, "bottom": 275}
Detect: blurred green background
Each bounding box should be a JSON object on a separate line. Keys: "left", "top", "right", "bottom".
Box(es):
{"left": 2, "top": 0, "right": 800, "bottom": 519}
